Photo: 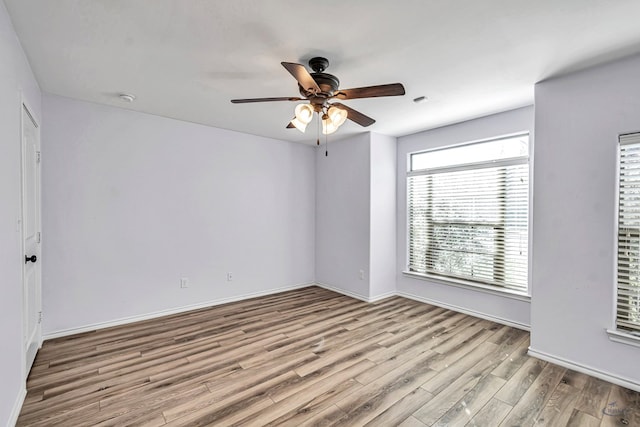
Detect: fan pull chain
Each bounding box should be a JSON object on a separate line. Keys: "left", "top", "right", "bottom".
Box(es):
{"left": 325, "top": 131, "right": 328, "bottom": 156}
{"left": 316, "top": 112, "right": 320, "bottom": 146}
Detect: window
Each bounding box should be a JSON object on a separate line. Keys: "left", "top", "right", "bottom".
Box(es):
{"left": 407, "top": 134, "right": 529, "bottom": 294}
{"left": 616, "top": 133, "right": 640, "bottom": 336}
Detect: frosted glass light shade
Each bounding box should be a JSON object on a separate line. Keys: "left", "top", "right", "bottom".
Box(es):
{"left": 322, "top": 115, "right": 338, "bottom": 135}
{"left": 294, "top": 104, "right": 314, "bottom": 124}
{"left": 328, "top": 106, "right": 347, "bottom": 127}
{"left": 291, "top": 117, "right": 308, "bottom": 132}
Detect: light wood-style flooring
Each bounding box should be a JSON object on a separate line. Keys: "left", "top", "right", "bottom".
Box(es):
{"left": 17, "top": 287, "right": 640, "bottom": 426}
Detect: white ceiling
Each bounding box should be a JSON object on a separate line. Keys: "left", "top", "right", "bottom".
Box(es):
{"left": 5, "top": 0, "right": 640, "bottom": 144}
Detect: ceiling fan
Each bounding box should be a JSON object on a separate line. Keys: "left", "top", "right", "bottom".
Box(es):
{"left": 230, "top": 57, "right": 405, "bottom": 135}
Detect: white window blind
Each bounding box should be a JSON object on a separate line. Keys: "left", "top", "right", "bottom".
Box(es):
{"left": 408, "top": 135, "right": 529, "bottom": 294}
{"left": 617, "top": 133, "right": 640, "bottom": 335}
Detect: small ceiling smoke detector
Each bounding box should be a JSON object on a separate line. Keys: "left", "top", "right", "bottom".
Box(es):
{"left": 413, "top": 96, "right": 428, "bottom": 103}
{"left": 118, "top": 93, "right": 136, "bottom": 103}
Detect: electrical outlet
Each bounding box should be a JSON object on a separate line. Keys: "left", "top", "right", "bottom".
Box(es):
{"left": 227, "top": 272, "right": 233, "bottom": 281}
{"left": 359, "top": 269, "right": 365, "bottom": 280}
{"left": 180, "top": 277, "right": 189, "bottom": 288}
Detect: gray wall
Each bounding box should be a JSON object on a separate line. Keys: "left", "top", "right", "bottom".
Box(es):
{"left": 315, "top": 133, "right": 371, "bottom": 298}
{"left": 41, "top": 94, "right": 316, "bottom": 335}
{"left": 531, "top": 53, "right": 640, "bottom": 387}
{"left": 315, "top": 132, "right": 398, "bottom": 301}
{"left": 0, "top": 1, "right": 41, "bottom": 424}
{"left": 369, "top": 133, "right": 397, "bottom": 299}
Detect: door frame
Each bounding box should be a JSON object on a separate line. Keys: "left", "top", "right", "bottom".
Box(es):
{"left": 20, "top": 98, "right": 42, "bottom": 378}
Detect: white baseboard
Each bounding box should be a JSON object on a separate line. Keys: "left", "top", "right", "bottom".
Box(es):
{"left": 45, "top": 282, "right": 527, "bottom": 340}
{"left": 396, "top": 290, "right": 530, "bottom": 331}
{"left": 43, "top": 282, "right": 314, "bottom": 340}
{"left": 315, "top": 283, "right": 529, "bottom": 330}
{"left": 528, "top": 347, "right": 640, "bottom": 392}
{"left": 314, "top": 282, "right": 375, "bottom": 303}
{"left": 7, "top": 388, "right": 26, "bottom": 427}
{"left": 369, "top": 290, "right": 396, "bottom": 303}
{"left": 45, "top": 282, "right": 522, "bottom": 341}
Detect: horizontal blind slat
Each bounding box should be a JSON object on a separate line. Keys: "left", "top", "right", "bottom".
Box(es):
{"left": 408, "top": 157, "right": 528, "bottom": 292}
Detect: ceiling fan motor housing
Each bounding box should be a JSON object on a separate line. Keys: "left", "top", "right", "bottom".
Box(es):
{"left": 301, "top": 73, "right": 340, "bottom": 96}
{"left": 299, "top": 57, "right": 341, "bottom": 103}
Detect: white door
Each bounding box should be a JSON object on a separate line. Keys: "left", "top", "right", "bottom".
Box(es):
{"left": 22, "top": 103, "right": 41, "bottom": 373}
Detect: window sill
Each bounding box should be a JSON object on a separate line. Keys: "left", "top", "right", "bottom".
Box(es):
{"left": 606, "top": 329, "right": 640, "bottom": 348}
{"left": 402, "top": 271, "right": 531, "bottom": 302}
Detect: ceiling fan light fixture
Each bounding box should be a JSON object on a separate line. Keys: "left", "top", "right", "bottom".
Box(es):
{"left": 328, "top": 106, "right": 347, "bottom": 127}
{"left": 294, "top": 103, "right": 314, "bottom": 124}
{"left": 322, "top": 114, "right": 339, "bottom": 135}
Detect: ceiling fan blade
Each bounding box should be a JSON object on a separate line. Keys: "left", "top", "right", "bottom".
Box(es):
{"left": 231, "top": 97, "right": 304, "bottom": 104}
{"left": 332, "top": 102, "right": 376, "bottom": 127}
{"left": 334, "top": 83, "right": 405, "bottom": 100}
{"left": 281, "top": 62, "right": 321, "bottom": 93}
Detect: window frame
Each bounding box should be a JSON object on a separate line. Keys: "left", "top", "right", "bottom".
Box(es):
{"left": 607, "top": 131, "right": 640, "bottom": 347}
{"left": 404, "top": 132, "right": 531, "bottom": 298}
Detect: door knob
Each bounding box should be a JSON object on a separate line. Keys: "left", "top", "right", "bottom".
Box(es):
{"left": 25, "top": 255, "right": 37, "bottom": 264}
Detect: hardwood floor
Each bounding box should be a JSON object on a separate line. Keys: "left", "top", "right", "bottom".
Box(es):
{"left": 17, "top": 287, "right": 640, "bottom": 426}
